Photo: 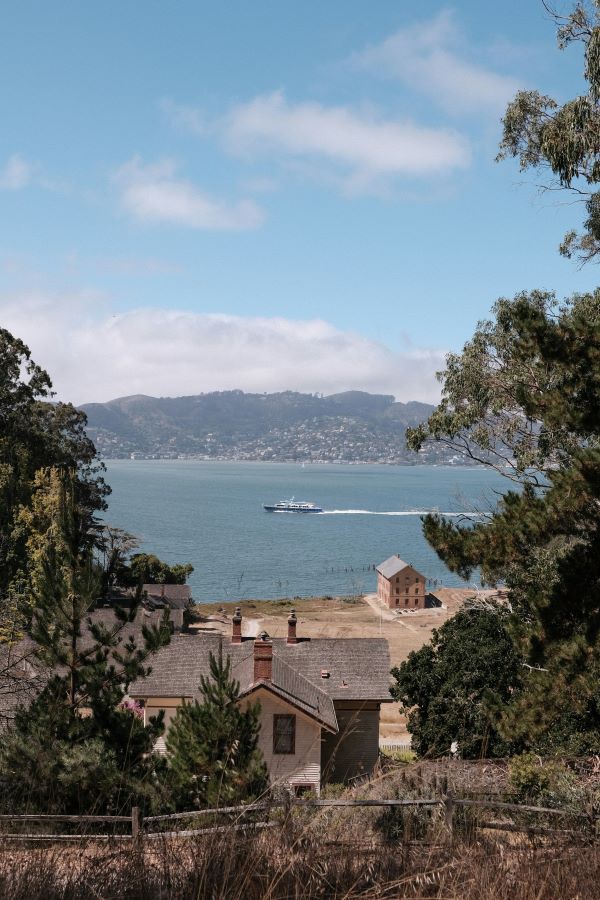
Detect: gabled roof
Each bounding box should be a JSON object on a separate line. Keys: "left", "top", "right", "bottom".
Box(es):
{"left": 243, "top": 656, "right": 338, "bottom": 732}
{"left": 376, "top": 555, "right": 413, "bottom": 579}
{"left": 129, "top": 634, "right": 392, "bottom": 709}
{"left": 271, "top": 638, "right": 391, "bottom": 702}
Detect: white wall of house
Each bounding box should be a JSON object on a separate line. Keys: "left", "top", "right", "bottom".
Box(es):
{"left": 241, "top": 688, "right": 323, "bottom": 793}
{"left": 143, "top": 696, "right": 189, "bottom": 753}
{"left": 144, "top": 696, "right": 188, "bottom": 729}
{"left": 140, "top": 691, "right": 323, "bottom": 791}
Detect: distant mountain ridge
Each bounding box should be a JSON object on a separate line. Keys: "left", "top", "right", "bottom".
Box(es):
{"left": 80, "top": 390, "right": 455, "bottom": 464}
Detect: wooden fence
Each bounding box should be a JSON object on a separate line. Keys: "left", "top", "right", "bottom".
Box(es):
{"left": 0, "top": 795, "right": 594, "bottom": 844}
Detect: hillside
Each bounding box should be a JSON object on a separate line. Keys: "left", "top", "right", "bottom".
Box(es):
{"left": 80, "top": 390, "right": 457, "bottom": 464}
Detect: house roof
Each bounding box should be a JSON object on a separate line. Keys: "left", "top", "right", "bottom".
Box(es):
{"left": 376, "top": 555, "right": 414, "bottom": 579}
{"left": 269, "top": 638, "right": 392, "bottom": 702}
{"left": 0, "top": 606, "right": 181, "bottom": 728}
{"left": 142, "top": 584, "right": 192, "bottom": 610}
{"left": 242, "top": 656, "right": 338, "bottom": 731}
{"left": 0, "top": 637, "right": 47, "bottom": 729}
{"left": 129, "top": 634, "right": 392, "bottom": 713}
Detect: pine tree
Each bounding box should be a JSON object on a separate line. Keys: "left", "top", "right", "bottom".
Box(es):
{"left": 166, "top": 651, "right": 267, "bottom": 809}
{"left": 0, "top": 468, "right": 171, "bottom": 814}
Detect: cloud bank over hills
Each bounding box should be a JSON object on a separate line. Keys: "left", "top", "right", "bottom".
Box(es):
{"left": 1, "top": 291, "right": 445, "bottom": 406}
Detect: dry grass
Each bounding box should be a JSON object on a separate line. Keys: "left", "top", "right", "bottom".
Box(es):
{"left": 1, "top": 818, "right": 599, "bottom": 899}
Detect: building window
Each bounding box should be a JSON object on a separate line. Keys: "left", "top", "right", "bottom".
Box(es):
{"left": 293, "top": 783, "right": 313, "bottom": 797}
{"left": 415, "top": 587, "right": 419, "bottom": 594}
{"left": 414, "top": 598, "right": 418, "bottom": 606}
{"left": 273, "top": 714, "right": 296, "bottom": 754}
{"left": 405, "top": 587, "right": 409, "bottom": 593}
{"left": 404, "top": 598, "right": 408, "bottom": 606}
{"left": 395, "top": 587, "right": 399, "bottom": 594}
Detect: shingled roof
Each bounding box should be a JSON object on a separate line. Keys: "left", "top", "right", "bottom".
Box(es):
{"left": 142, "top": 584, "right": 192, "bottom": 610}
{"left": 376, "top": 555, "right": 411, "bottom": 579}
{"left": 129, "top": 633, "right": 392, "bottom": 722}
{"left": 0, "top": 637, "right": 47, "bottom": 729}
{"left": 0, "top": 606, "right": 181, "bottom": 728}
{"left": 247, "top": 655, "right": 338, "bottom": 731}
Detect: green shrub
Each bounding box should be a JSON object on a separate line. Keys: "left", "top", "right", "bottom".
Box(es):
{"left": 379, "top": 748, "right": 417, "bottom": 764}
{"left": 508, "top": 753, "right": 580, "bottom": 809}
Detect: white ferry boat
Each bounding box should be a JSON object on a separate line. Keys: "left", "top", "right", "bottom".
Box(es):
{"left": 263, "top": 497, "right": 323, "bottom": 513}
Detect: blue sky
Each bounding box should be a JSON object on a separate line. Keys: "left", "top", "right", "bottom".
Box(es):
{"left": 1, "top": 1, "right": 596, "bottom": 404}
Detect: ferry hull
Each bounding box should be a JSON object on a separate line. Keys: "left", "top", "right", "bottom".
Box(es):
{"left": 263, "top": 505, "right": 322, "bottom": 513}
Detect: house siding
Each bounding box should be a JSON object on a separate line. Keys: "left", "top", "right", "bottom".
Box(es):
{"left": 241, "top": 689, "right": 322, "bottom": 792}
{"left": 377, "top": 565, "right": 426, "bottom": 610}
{"left": 322, "top": 701, "right": 381, "bottom": 783}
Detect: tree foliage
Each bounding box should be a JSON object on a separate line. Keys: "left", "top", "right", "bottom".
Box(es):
{"left": 391, "top": 606, "right": 522, "bottom": 759}
{"left": 407, "top": 289, "right": 600, "bottom": 486}
{"left": 0, "top": 469, "right": 171, "bottom": 813}
{"left": 166, "top": 652, "right": 267, "bottom": 809}
{"left": 498, "top": 1, "right": 600, "bottom": 263}
{"left": 0, "top": 328, "right": 108, "bottom": 602}
{"left": 407, "top": 293, "right": 600, "bottom": 749}
{"left": 119, "top": 552, "right": 194, "bottom": 587}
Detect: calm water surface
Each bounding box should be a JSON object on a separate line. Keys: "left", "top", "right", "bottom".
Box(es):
{"left": 102, "top": 461, "right": 507, "bottom": 604}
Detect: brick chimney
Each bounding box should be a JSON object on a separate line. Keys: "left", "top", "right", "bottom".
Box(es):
{"left": 287, "top": 608, "right": 297, "bottom": 644}
{"left": 254, "top": 631, "right": 273, "bottom": 681}
{"left": 232, "top": 606, "right": 242, "bottom": 644}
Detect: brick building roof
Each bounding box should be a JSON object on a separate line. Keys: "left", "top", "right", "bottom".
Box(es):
{"left": 376, "top": 555, "right": 420, "bottom": 579}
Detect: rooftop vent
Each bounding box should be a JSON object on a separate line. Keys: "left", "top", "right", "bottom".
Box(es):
{"left": 320, "top": 669, "right": 330, "bottom": 679}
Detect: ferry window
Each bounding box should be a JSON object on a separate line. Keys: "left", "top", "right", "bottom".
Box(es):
{"left": 273, "top": 715, "right": 296, "bottom": 754}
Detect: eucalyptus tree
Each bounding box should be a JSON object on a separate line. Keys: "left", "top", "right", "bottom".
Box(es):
{"left": 498, "top": 1, "right": 600, "bottom": 264}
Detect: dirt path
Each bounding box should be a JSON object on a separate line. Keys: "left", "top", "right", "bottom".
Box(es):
{"left": 363, "top": 593, "right": 420, "bottom": 633}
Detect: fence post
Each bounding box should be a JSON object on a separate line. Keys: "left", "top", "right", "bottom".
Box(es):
{"left": 131, "top": 806, "right": 143, "bottom": 848}
{"left": 444, "top": 793, "right": 454, "bottom": 835}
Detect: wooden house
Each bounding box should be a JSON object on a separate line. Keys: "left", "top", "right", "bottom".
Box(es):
{"left": 129, "top": 609, "right": 392, "bottom": 794}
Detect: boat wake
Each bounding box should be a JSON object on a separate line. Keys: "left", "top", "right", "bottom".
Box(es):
{"left": 320, "top": 509, "right": 482, "bottom": 517}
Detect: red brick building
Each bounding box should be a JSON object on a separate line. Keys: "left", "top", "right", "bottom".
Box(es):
{"left": 375, "top": 555, "right": 426, "bottom": 610}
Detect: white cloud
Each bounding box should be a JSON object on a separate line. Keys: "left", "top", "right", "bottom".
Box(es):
{"left": 0, "top": 291, "right": 444, "bottom": 406}
{"left": 0, "top": 154, "right": 32, "bottom": 190}
{"left": 114, "top": 157, "right": 265, "bottom": 230}
{"left": 223, "top": 90, "right": 470, "bottom": 178}
{"left": 356, "top": 10, "right": 521, "bottom": 115}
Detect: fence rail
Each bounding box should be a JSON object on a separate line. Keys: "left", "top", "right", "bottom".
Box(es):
{"left": 0, "top": 795, "right": 594, "bottom": 844}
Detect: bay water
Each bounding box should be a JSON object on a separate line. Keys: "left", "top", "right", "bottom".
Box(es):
{"left": 102, "top": 461, "right": 507, "bottom": 604}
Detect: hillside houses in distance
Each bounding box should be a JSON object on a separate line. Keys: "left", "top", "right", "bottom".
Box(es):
{"left": 79, "top": 390, "right": 468, "bottom": 465}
